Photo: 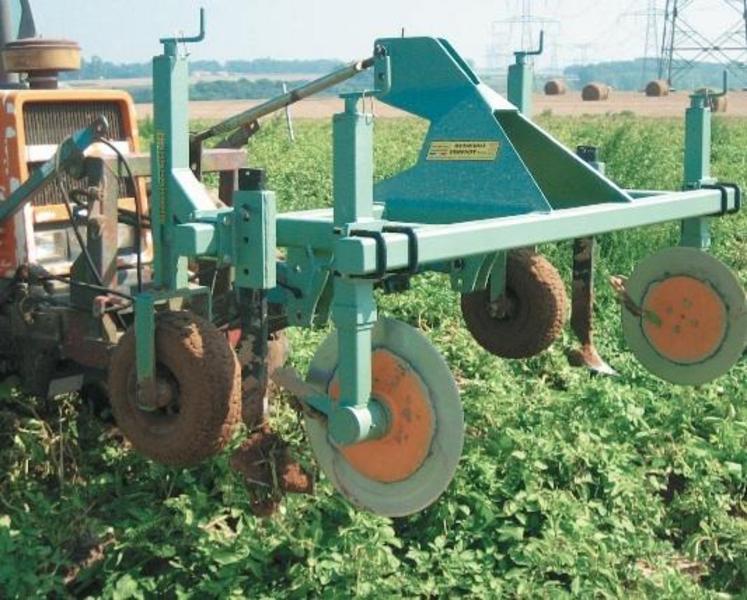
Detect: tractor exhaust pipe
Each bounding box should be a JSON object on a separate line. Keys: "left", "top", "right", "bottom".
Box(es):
{"left": 0, "top": 0, "right": 19, "bottom": 85}
{"left": 0, "top": 0, "right": 80, "bottom": 91}
{"left": 0, "top": 0, "right": 40, "bottom": 88}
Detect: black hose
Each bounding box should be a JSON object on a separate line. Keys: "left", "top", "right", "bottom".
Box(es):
{"left": 95, "top": 137, "right": 144, "bottom": 294}
{"left": 55, "top": 150, "right": 107, "bottom": 291}
{"left": 40, "top": 272, "right": 134, "bottom": 301}
{"left": 58, "top": 182, "right": 123, "bottom": 314}
{"left": 53, "top": 138, "right": 131, "bottom": 328}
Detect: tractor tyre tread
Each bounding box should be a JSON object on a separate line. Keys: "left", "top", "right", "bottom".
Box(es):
{"left": 108, "top": 310, "right": 241, "bottom": 467}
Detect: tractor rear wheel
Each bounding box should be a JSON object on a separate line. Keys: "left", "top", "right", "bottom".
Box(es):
{"left": 108, "top": 311, "right": 241, "bottom": 467}
{"left": 461, "top": 250, "right": 568, "bottom": 359}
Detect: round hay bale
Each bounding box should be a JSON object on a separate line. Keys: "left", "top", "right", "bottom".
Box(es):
{"left": 582, "top": 82, "right": 610, "bottom": 101}
{"left": 695, "top": 88, "right": 728, "bottom": 113}
{"left": 645, "top": 79, "right": 670, "bottom": 97}
{"left": 544, "top": 79, "right": 567, "bottom": 96}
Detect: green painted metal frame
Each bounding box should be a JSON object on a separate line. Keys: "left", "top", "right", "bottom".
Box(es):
{"left": 137, "top": 15, "right": 740, "bottom": 446}
{"left": 270, "top": 38, "right": 738, "bottom": 445}
{"left": 287, "top": 187, "right": 737, "bottom": 277}
{"left": 135, "top": 11, "right": 279, "bottom": 405}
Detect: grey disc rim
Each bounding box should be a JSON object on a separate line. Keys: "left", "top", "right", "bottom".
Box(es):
{"left": 622, "top": 247, "right": 747, "bottom": 386}
{"left": 305, "top": 317, "right": 464, "bottom": 517}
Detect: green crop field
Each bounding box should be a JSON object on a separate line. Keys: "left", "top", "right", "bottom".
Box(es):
{"left": 0, "top": 114, "right": 745, "bottom": 598}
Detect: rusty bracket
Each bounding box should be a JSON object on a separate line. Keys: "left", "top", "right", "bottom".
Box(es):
{"left": 567, "top": 236, "right": 618, "bottom": 376}
{"left": 610, "top": 275, "right": 662, "bottom": 327}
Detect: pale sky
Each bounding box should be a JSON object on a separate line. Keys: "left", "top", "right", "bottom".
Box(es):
{"left": 31, "top": 0, "right": 744, "bottom": 69}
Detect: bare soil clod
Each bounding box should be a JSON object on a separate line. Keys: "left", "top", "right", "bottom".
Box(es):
{"left": 230, "top": 426, "right": 313, "bottom": 517}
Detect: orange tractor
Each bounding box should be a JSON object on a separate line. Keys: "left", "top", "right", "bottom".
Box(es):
{"left": 0, "top": 2, "right": 285, "bottom": 427}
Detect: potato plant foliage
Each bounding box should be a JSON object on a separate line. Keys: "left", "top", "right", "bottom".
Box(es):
{"left": 0, "top": 113, "right": 745, "bottom": 598}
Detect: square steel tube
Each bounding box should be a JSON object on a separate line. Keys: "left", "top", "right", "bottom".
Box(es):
{"left": 328, "top": 188, "right": 737, "bottom": 276}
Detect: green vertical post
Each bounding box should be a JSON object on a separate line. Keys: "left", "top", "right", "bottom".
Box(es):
{"left": 329, "top": 95, "right": 384, "bottom": 446}
{"left": 681, "top": 94, "right": 713, "bottom": 249}
{"left": 134, "top": 292, "right": 156, "bottom": 404}
{"left": 333, "top": 96, "right": 375, "bottom": 226}
{"left": 507, "top": 32, "right": 543, "bottom": 119}
{"left": 151, "top": 41, "right": 190, "bottom": 289}
{"left": 684, "top": 96, "right": 711, "bottom": 186}
{"left": 508, "top": 56, "right": 534, "bottom": 117}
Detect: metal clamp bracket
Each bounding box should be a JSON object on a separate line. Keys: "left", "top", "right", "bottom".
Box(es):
{"left": 719, "top": 182, "right": 742, "bottom": 215}
{"left": 382, "top": 225, "right": 419, "bottom": 275}
{"left": 348, "top": 230, "right": 387, "bottom": 280}
{"left": 702, "top": 183, "right": 742, "bottom": 216}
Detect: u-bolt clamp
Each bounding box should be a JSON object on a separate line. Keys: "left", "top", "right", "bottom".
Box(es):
{"left": 348, "top": 230, "right": 388, "bottom": 280}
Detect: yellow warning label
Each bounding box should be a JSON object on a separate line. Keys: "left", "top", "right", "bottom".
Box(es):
{"left": 426, "top": 140, "right": 500, "bottom": 161}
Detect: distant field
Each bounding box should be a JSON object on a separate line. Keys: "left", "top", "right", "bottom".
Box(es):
{"left": 539, "top": 90, "right": 747, "bottom": 118}
{"left": 66, "top": 73, "right": 317, "bottom": 90}
{"left": 135, "top": 97, "right": 406, "bottom": 121}
{"left": 132, "top": 91, "right": 747, "bottom": 121}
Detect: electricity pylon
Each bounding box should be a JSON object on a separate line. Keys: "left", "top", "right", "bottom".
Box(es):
{"left": 660, "top": 0, "right": 747, "bottom": 87}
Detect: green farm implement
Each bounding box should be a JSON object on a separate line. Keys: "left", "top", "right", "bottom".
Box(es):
{"left": 0, "top": 6, "right": 744, "bottom": 516}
